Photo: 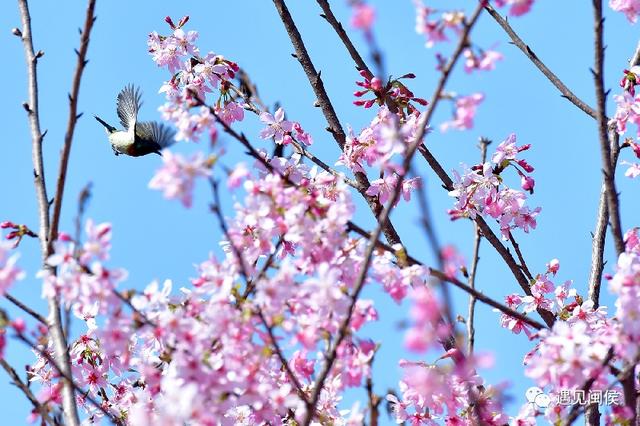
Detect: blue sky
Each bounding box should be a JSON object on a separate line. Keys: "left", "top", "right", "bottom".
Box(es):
{"left": 1, "top": 1, "right": 639, "bottom": 424}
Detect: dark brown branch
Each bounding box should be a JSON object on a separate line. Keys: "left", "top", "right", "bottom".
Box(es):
{"left": 592, "top": 0, "right": 625, "bottom": 257}
{"left": 49, "top": 0, "right": 96, "bottom": 245}
{"left": 315, "top": 0, "right": 372, "bottom": 78}
{"left": 483, "top": 1, "right": 597, "bottom": 119}
{"left": 4, "top": 293, "right": 47, "bottom": 325}
{"left": 0, "top": 358, "right": 54, "bottom": 425}
{"left": 589, "top": 41, "right": 640, "bottom": 305}
{"left": 508, "top": 231, "right": 533, "bottom": 281}
{"left": 271, "top": 0, "right": 403, "bottom": 248}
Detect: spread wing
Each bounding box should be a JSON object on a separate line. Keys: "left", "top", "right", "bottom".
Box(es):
{"left": 136, "top": 121, "right": 176, "bottom": 149}
{"left": 116, "top": 84, "right": 142, "bottom": 130}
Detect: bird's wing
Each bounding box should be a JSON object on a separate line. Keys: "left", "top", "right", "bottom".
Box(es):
{"left": 116, "top": 84, "right": 142, "bottom": 130}
{"left": 136, "top": 121, "right": 176, "bottom": 149}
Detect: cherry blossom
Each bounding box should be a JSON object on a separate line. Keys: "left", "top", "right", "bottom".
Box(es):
{"left": 610, "top": 0, "right": 640, "bottom": 23}
{"left": 440, "top": 93, "right": 484, "bottom": 132}
{"left": 0, "top": 241, "right": 24, "bottom": 295}
{"left": 494, "top": 0, "right": 536, "bottom": 17}
{"left": 148, "top": 150, "right": 213, "bottom": 208}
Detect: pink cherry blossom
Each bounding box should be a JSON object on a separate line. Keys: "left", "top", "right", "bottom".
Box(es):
{"left": 440, "top": 93, "right": 484, "bottom": 132}
{"left": 148, "top": 150, "right": 212, "bottom": 208}
{"left": 350, "top": 3, "right": 375, "bottom": 31}
{"left": 259, "top": 108, "right": 294, "bottom": 145}
{"left": 610, "top": 0, "right": 640, "bottom": 23}
{"left": 0, "top": 241, "right": 24, "bottom": 295}
{"left": 495, "top": 0, "right": 536, "bottom": 16}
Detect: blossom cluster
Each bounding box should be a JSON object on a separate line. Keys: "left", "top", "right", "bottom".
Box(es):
{"left": 336, "top": 106, "right": 423, "bottom": 205}
{"left": 610, "top": 0, "right": 640, "bottom": 23}
{"left": 380, "top": 282, "right": 510, "bottom": 425}
{"left": 388, "top": 357, "right": 509, "bottom": 425}
{"left": 148, "top": 150, "right": 214, "bottom": 207}
{"left": 448, "top": 133, "right": 540, "bottom": 239}
{"left": 505, "top": 232, "right": 640, "bottom": 423}
{"left": 148, "top": 17, "right": 242, "bottom": 142}
{"left": 610, "top": 67, "right": 640, "bottom": 178}
{"left": 29, "top": 144, "right": 445, "bottom": 423}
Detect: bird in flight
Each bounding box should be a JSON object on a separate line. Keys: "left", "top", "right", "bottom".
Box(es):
{"left": 94, "top": 84, "right": 175, "bottom": 157}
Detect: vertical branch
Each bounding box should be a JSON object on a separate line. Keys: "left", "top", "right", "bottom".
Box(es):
{"left": 467, "top": 139, "right": 489, "bottom": 354}
{"left": 590, "top": 43, "right": 640, "bottom": 305}
{"left": 16, "top": 1, "right": 82, "bottom": 424}
{"left": 49, "top": 0, "right": 96, "bottom": 243}
{"left": 592, "top": 0, "right": 625, "bottom": 256}
{"left": 16, "top": 0, "right": 49, "bottom": 259}
{"left": 592, "top": 3, "right": 631, "bottom": 425}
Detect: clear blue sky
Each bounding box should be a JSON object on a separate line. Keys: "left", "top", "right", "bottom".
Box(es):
{"left": 1, "top": 1, "right": 638, "bottom": 424}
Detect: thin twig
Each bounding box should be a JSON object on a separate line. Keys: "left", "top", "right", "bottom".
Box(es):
{"left": 0, "top": 358, "right": 54, "bottom": 425}
{"left": 508, "top": 231, "right": 533, "bottom": 281}
{"left": 16, "top": 1, "right": 80, "bottom": 423}
{"left": 592, "top": 0, "right": 625, "bottom": 257}
{"left": 49, "top": 0, "right": 96, "bottom": 245}
{"left": 256, "top": 310, "right": 308, "bottom": 402}
{"left": 483, "top": 1, "right": 597, "bottom": 119}
{"left": 4, "top": 293, "right": 47, "bottom": 325}
{"left": 467, "top": 139, "right": 489, "bottom": 354}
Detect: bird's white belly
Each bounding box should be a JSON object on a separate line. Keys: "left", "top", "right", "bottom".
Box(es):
{"left": 109, "top": 131, "right": 134, "bottom": 154}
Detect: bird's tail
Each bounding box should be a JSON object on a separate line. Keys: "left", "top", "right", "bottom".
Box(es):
{"left": 94, "top": 115, "right": 116, "bottom": 133}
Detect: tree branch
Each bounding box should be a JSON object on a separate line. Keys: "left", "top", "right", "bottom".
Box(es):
{"left": 16, "top": 1, "right": 81, "bottom": 424}
{"left": 49, "top": 0, "right": 96, "bottom": 244}
{"left": 483, "top": 1, "right": 597, "bottom": 119}
{"left": 0, "top": 358, "right": 54, "bottom": 425}
{"left": 467, "top": 139, "right": 489, "bottom": 354}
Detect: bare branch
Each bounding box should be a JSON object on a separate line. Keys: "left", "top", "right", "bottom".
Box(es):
{"left": 592, "top": 0, "right": 625, "bottom": 257}
{"left": 483, "top": 1, "right": 597, "bottom": 119}
{"left": 49, "top": 0, "right": 96, "bottom": 244}
{"left": 4, "top": 293, "right": 47, "bottom": 325}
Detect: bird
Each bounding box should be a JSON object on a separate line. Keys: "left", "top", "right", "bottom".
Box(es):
{"left": 94, "top": 84, "right": 176, "bottom": 157}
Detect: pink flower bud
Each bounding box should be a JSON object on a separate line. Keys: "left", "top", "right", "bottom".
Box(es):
{"left": 177, "top": 15, "right": 190, "bottom": 28}
{"left": 520, "top": 174, "right": 535, "bottom": 194}
{"left": 546, "top": 258, "right": 560, "bottom": 275}
{"left": 517, "top": 159, "right": 535, "bottom": 173}
{"left": 164, "top": 16, "right": 176, "bottom": 30}
{"left": 0, "top": 221, "right": 15, "bottom": 229}
{"left": 370, "top": 77, "right": 383, "bottom": 91}
{"left": 11, "top": 318, "right": 26, "bottom": 334}
{"left": 58, "top": 232, "right": 72, "bottom": 242}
